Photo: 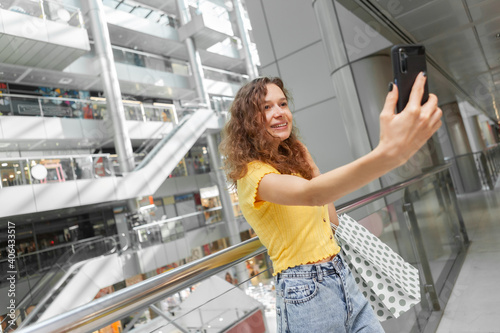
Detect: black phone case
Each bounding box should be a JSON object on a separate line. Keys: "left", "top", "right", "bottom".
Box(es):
{"left": 391, "top": 44, "right": 429, "bottom": 113}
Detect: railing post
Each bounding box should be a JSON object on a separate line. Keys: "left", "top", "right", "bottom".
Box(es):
{"left": 40, "top": 0, "right": 46, "bottom": 20}
{"left": 402, "top": 191, "right": 441, "bottom": 311}
{"left": 19, "top": 159, "right": 28, "bottom": 185}
{"left": 70, "top": 157, "right": 77, "bottom": 180}
{"left": 38, "top": 98, "right": 44, "bottom": 117}
{"left": 442, "top": 170, "right": 470, "bottom": 245}
{"left": 480, "top": 152, "right": 494, "bottom": 190}
{"left": 77, "top": 8, "right": 84, "bottom": 28}
{"left": 149, "top": 305, "right": 189, "bottom": 333}
{"left": 140, "top": 104, "right": 146, "bottom": 122}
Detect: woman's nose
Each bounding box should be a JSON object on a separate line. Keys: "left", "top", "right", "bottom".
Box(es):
{"left": 272, "top": 105, "right": 284, "bottom": 116}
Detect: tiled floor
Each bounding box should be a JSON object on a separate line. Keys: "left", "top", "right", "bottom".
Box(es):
{"left": 435, "top": 185, "right": 500, "bottom": 333}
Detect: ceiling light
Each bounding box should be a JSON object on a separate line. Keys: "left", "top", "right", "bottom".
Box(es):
{"left": 497, "top": 33, "right": 500, "bottom": 38}
{"left": 1, "top": 163, "right": 7, "bottom": 167}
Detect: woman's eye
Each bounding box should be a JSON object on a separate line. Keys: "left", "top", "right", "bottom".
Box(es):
{"left": 264, "top": 105, "right": 270, "bottom": 110}
{"left": 281, "top": 102, "right": 287, "bottom": 107}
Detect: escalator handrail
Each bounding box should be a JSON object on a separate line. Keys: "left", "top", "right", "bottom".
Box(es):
{"left": 14, "top": 164, "right": 452, "bottom": 333}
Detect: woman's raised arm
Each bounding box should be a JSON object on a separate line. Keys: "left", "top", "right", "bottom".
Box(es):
{"left": 257, "top": 72, "right": 442, "bottom": 206}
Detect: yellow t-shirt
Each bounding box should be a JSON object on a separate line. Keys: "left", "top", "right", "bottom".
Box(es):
{"left": 237, "top": 161, "right": 341, "bottom": 275}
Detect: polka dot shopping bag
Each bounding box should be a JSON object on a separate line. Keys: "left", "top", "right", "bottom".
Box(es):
{"left": 333, "top": 214, "right": 421, "bottom": 321}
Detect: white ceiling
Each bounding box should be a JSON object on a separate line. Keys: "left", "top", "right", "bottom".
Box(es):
{"left": 346, "top": 0, "right": 500, "bottom": 123}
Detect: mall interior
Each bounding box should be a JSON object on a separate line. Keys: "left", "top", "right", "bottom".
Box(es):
{"left": 0, "top": 0, "right": 499, "bottom": 332}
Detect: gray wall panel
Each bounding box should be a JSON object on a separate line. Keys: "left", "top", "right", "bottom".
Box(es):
{"left": 335, "top": 1, "right": 391, "bottom": 62}
{"left": 350, "top": 55, "right": 392, "bottom": 149}
{"left": 293, "top": 97, "right": 353, "bottom": 173}
{"left": 260, "top": 62, "right": 280, "bottom": 77}
{"left": 278, "top": 42, "right": 335, "bottom": 111}
{"left": 260, "top": 0, "right": 322, "bottom": 60}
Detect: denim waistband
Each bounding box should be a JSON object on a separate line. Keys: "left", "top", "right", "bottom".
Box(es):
{"left": 276, "top": 253, "right": 345, "bottom": 279}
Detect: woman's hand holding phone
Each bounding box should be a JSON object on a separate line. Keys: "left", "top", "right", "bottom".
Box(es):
{"left": 376, "top": 72, "right": 442, "bottom": 167}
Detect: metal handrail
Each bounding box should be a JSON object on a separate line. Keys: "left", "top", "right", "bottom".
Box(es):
{"left": 15, "top": 237, "right": 266, "bottom": 333}
{"left": 0, "top": 153, "right": 111, "bottom": 163}
{"left": 443, "top": 143, "right": 500, "bottom": 160}
{"left": 336, "top": 163, "right": 450, "bottom": 214}
{"left": 14, "top": 164, "right": 452, "bottom": 333}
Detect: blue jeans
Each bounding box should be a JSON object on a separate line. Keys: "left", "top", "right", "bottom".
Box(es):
{"left": 275, "top": 254, "right": 384, "bottom": 332}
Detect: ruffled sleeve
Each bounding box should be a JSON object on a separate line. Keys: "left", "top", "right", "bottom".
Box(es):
{"left": 237, "top": 161, "right": 280, "bottom": 210}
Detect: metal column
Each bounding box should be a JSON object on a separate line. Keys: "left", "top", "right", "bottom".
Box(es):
{"left": 207, "top": 133, "right": 246, "bottom": 284}
{"left": 232, "top": 0, "right": 259, "bottom": 79}
{"left": 86, "top": 0, "right": 135, "bottom": 174}
{"left": 176, "top": 0, "right": 210, "bottom": 106}
{"left": 86, "top": 0, "right": 139, "bottom": 237}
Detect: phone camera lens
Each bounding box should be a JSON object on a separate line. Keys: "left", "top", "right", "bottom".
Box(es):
{"left": 399, "top": 49, "right": 408, "bottom": 74}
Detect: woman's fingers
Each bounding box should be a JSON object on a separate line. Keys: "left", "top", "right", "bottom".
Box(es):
{"left": 383, "top": 83, "right": 398, "bottom": 113}
{"left": 405, "top": 72, "right": 427, "bottom": 112}
{"left": 429, "top": 105, "right": 443, "bottom": 132}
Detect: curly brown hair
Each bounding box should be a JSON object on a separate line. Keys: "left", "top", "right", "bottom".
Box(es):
{"left": 219, "top": 77, "right": 313, "bottom": 184}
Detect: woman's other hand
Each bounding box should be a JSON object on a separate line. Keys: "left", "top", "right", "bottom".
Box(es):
{"left": 377, "top": 72, "right": 442, "bottom": 167}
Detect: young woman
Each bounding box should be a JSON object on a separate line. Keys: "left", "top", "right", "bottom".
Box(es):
{"left": 219, "top": 74, "right": 441, "bottom": 332}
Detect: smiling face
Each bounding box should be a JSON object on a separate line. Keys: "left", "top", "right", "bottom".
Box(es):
{"left": 263, "top": 83, "right": 293, "bottom": 141}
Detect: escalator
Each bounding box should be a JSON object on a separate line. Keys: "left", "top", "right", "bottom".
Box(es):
{"left": 0, "top": 236, "right": 118, "bottom": 331}
{"left": 0, "top": 108, "right": 222, "bottom": 218}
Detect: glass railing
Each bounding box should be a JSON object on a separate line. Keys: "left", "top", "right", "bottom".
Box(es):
{"left": 445, "top": 144, "right": 500, "bottom": 193}
{"left": 108, "top": 44, "right": 191, "bottom": 77}
{"left": 13, "top": 164, "right": 469, "bottom": 333}
{"left": 0, "top": 154, "right": 114, "bottom": 188}
{"left": 0, "top": 0, "right": 85, "bottom": 28}
{"left": 203, "top": 66, "right": 249, "bottom": 85}
{"left": 0, "top": 93, "right": 177, "bottom": 122}
{"left": 107, "top": 43, "right": 249, "bottom": 84}
{"left": 0, "top": 142, "right": 215, "bottom": 189}
{"left": 130, "top": 206, "right": 226, "bottom": 249}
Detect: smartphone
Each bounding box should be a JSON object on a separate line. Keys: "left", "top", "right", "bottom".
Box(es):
{"left": 391, "top": 44, "right": 429, "bottom": 113}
